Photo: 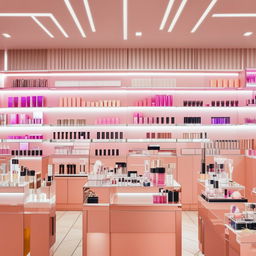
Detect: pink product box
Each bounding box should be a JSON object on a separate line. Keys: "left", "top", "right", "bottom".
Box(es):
{"left": 13, "top": 97, "right": 19, "bottom": 107}
{"left": 37, "top": 96, "right": 44, "bottom": 107}
{"left": 32, "top": 96, "right": 37, "bottom": 107}
{"left": 97, "top": 117, "right": 120, "bottom": 125}
{"left": 8, "top": 97, "right": 13, "bottom": 107}
{"left": 19, "top": 114, "right": 30, "bottom": 124}
{"left": 27, "top": 96, "right": 31, "bottom": 107}
{"left": 20, "top": 143, "right": 29, "bottom": 150}
{"left": 248, "top": 149, "right": 256, "bottom": 156}
{"left": 153, "top": 195, "right": 167, "bottom": 204}
{"left": 21, "top": 97, "right": 27, "bottom": 107}
{"left": 9, "top": 114, "right": 19, "bottom": 124}
{"left": 7, "top": 97, "right": 19, "bottom": 108}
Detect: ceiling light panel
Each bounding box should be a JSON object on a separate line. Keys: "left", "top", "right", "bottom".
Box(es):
{"left": 244, "top": 32, "right": 253, "bottom": 37}
{"left": 64, "top": 0, "right": 86, "bottom": 37}
{"left": 160, "top": 0, "right": 175, "bottom": 30}
{"left": 2, "top": 33, "right": 11, "bottom": 38}
{"left": 212, "top": 13, "right": 256, "bottom": 18}
{"left": 168, "top": 0, "right": 188, "bottom": 32}
{"left": 0, "top": 13, "right": 68, "bottom": 37}
{"left": 191, "top": 0, "right": 217, "bottom": 33}
{"left": 123, "top": 0, "right": 128, "bottom": 40}
{"left": 31, "top": 16, "right": 54, "bottom": 38}
{"left": 83, "top": 0, "right": 96, "bottom": 32}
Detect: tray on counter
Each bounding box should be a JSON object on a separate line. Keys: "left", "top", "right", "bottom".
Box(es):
{"left": 201, "top": 194, "right": 248, "bottom": 203}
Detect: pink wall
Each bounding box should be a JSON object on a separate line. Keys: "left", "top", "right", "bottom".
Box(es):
{"left": 6, "top": 48, "right": 256, "bottom": 71}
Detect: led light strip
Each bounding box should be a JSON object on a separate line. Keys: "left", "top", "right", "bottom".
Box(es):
{"left": 64, "top": 0, "right": 86, "bottom": 37}
{"left": 31, "top": 16, "right": 54, "bottom": 38}
{"left": 0, "top": 13, "right": 68, "bottom": 38}
{"left": 168, "top": 0, "right": 187, "bottom": 32}
{"left": 2, "top": 72, "right": 239, "bottom": 77}
{"left": 123, "top": 0, "right": 128, "bottom": 40}
{"left": 160, "top": 0, "right": 175, "bottom": 30}
{"left": 4, "top": 50, "right": 8, "bottom": 72}
{"left": 212, "top": 13, "right": 256, "bottom": 18}
{"left": 0, "top": 106, "right": 254, "bottom": 113}
{"left": 83, "top": 0, "right": 96, "bottom": 32}
{"left": 191, "top": 0, "right": 217, "bottom": 33}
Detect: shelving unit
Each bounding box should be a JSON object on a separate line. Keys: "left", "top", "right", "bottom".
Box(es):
{"left": 0, "top": 70, "right": 255, "bottom": 210}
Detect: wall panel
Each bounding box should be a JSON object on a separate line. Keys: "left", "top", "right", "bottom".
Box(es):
{"left": 6, "top": 48, "right": 256, "bottom": 71}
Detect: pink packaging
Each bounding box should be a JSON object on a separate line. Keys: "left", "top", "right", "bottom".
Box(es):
{"left": 167, "top": 95, "right": 173, "bottom": 106}
{"left": 160, "top": 95, "right": 164, "bottom": 106}
{"left": 21, "top": 97, "right": 27, "bottom": 107}
{"left": 9, "top": 114, "right": 19, "bottom": 124}
{"left": 8, "top": 97, "right": 13, "bottom": 108}
{"left": 37, "top": 96, "right": 43, "bottom": 107}
{"left": 133, "top": 113, "right": 138, "bottom": 124}
{"left": 20, "top": 143, "right": 29, "bottom": 150}
{"left": 13, "top": 97, "right": 19, "bottom": 107}
{"left": 32, "top": 96, "right": 37, "bottom": 107}
{"left": 27, "top": 96, "right": 31, "bottom": 107}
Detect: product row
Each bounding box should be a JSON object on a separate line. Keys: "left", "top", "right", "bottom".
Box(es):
{"left": 8, "top": 96, "right": 45, "bottom": 108}
{"left": 12, "top": 79, "right": 48, "bottom": 88}
{"left": 210, "top": 79, "right": 241, "bottom": 88}
{"left": 59, "top": 97, "right": 121, "bottom": 107}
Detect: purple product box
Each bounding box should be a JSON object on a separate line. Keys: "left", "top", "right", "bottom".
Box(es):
{"left": 8, "top": 97, "right": 13, "bottom": 108}
{"left": 21, "top": 97, "right": 27, "bottom": 107}
{"left": 13, "top": 97, "right": 19, "bottom": 107}
{"left": 27, "top": 96, "right": 31, "bottom": 107}
{"left": 37, "top": 96, "right": 43, "bottom": 107}
{"left": 32, "top": 96, "right": 37, "bottom": 107}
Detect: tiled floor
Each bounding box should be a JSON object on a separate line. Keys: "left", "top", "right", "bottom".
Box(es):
{"left": 53, "top": 211, "right": 203, "bottom": 256}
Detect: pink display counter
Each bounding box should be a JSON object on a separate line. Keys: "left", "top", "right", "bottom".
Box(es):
{"left": 55, "top": 175, "right": 87, "bottom": 210}
{"left": 82, "top": 184, "right": 182, "bottom": 256}
{"left": 0, "top": 183, "right": 56, "bottom": 256}
{"left": 225, "top": 225, "right": 256, "bottom": 256}
{"left": 198, "top": 196, "right": 246, "bottom": 256}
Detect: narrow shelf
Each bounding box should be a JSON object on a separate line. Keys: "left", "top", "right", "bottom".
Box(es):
{"left": 54, "top": 174, "right": 88, "bottom": 177}
{"left": 0, "top": 86, "right": 253, "bottom": 92}
{"left": 50, "top": 154, "right": 89, "bottom": 158}
{"left": 1, "top": 139, "right": 43, "bottom": 143}
{"left": 92, "top": 139, "right": 126, "bottom": 143}
{"left": 48, "top": 140, "right": 91, "bottom": 143}
{"left": 0, "top": 106, "right": 256, "bottom": 112}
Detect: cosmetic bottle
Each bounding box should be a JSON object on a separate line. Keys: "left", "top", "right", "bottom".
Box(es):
{"left": 156, "top": 167, "right": 165, "bottom": 186}
{"left": 19, "top": 171, "right": 26, "bottom": 184}
{"left": 48, "top": 164, "right": 53, "bottom": 179}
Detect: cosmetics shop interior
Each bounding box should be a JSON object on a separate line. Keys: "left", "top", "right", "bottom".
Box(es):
{"left": 2, "top": 0, "right": 256, "bottom": 255}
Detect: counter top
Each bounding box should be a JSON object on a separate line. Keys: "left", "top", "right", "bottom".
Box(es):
{"left": 84, "top": 180, "right": 181, "bottom": 189}
{"left": 225, "top": 224, "right": 256, "bottom": 244}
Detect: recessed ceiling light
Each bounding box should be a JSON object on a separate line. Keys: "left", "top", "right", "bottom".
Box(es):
{"left": 135, "top": 32, "right": 142, "bottom": 37}
{"left": 2, "top": 33, "right": 11, "bottom": 38}
{"left": 123, "top": 0, "right": 128, "bottom": 40}
{"left": 191, "top": 0, "right": 218, "bottom": 33}
{"left": 64, "top": 0, "right": 86, "bottom": 38}
{"left": 83, "top": 0, "right": 96, "bottom": 32}
{"left": 244, "top": 32, "right": 253, "bottom": 37}
{"left": 159, "top": 0, "right": 175, "bottom": 30}
{"left": 168, "top": 0, "right": 188, "bottom": 32}
{"left": 0, "top": 13, "right": 68, "bottom": 37}
{"left": 31, "top": 16, "right": 54, "bottom": 38}
{"left": 212, "top": 13, "right": 256, "bottom": 18}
